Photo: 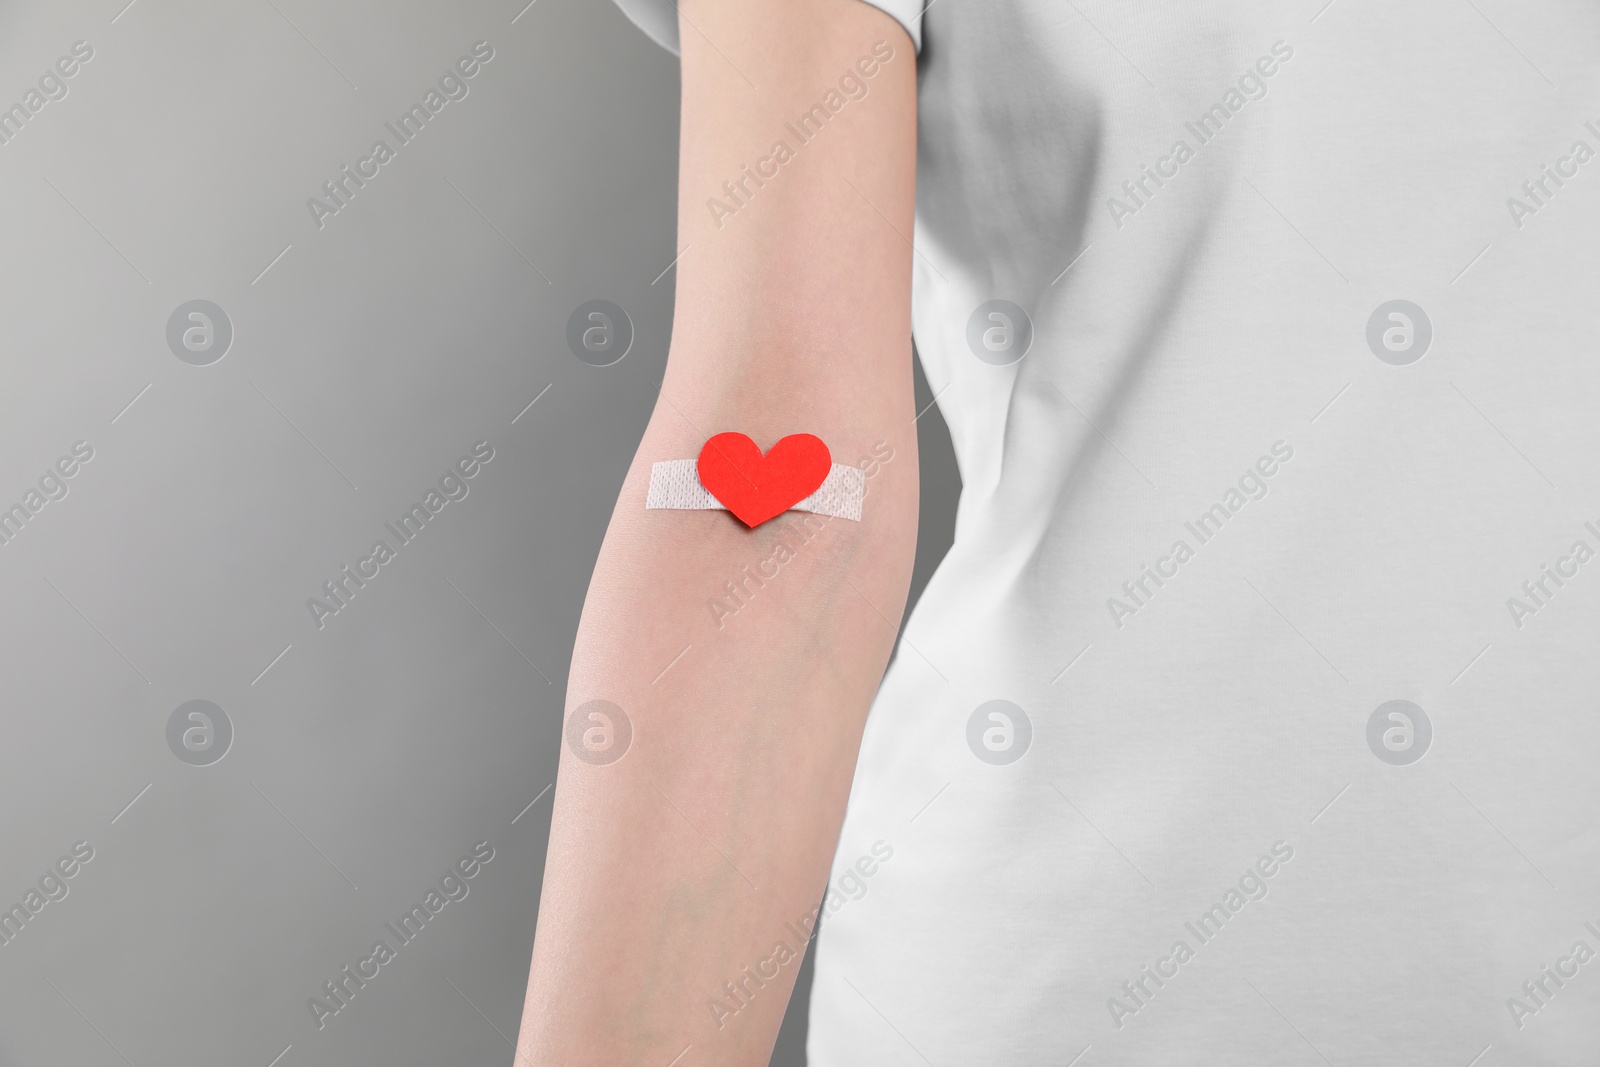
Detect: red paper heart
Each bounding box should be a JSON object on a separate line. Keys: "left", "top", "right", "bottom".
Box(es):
{"left": 697, "top": 432, "right": 832, "bottom": 528}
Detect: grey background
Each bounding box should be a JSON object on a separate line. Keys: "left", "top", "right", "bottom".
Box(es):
{"left": 0, "top": 1, "right": 956, "bottom": 1064}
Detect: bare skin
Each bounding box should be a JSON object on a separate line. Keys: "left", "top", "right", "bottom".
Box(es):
{"left": 515, "top": 0, "right": 918, "bottom": 1063}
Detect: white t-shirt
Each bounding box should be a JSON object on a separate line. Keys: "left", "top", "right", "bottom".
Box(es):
{"left": 616, "top": 1, "right": 1600, "bottom": 1061}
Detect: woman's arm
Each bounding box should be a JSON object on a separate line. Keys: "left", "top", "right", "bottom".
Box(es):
{"left": 515, "top": 0, "right": 918, "bottom": 1063}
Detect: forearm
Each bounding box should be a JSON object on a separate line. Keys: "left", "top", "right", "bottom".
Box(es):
{"left": 517, "top": 2, "right": 917, "bottom": 1063}
{"left": 521, "top": 431, "right": 915, "bottom": 1064}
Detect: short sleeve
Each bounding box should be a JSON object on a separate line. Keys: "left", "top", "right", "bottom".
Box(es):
{"left": 610, "top": 0, "right": 922, "bottom": 56}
